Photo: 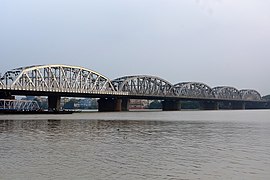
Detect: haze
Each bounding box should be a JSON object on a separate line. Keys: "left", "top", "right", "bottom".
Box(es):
{"left": 0, "top": 0, "right": 269, "bottom": 95}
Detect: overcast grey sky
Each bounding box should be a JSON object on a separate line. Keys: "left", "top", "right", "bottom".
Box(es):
{"left": 0, "top": 0, "right": 270, "bottom": 95}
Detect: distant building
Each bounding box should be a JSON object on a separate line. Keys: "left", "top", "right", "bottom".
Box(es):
{"left": 79, "top": 98, "right": 91, "bottom": 108}
{"left": 129, "top": 99, "right": 149, "bottom": 109}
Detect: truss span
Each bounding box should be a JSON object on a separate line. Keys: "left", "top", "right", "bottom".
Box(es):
{"left": 212, "top": 86, "right": 241, "bottom": 100}
{"left": 0, "top": 64, "right": 264, "bottom": 102}
{"left": 173, "top": 82, "right": 214, "bottom": 98}
{"left": 0, "top": 80, "right": 3, "bottom": 88}
{"left": 112, "top": 75, "right": 173, "bottom": 96}
{"left": 0, "top": 99, "right": 40, "bottom": 111}
{"left": 0, "top": 64, "right": 117, "bottom": 94}
{"left": 240, "top": 89, "right": 261, "bottom": 101}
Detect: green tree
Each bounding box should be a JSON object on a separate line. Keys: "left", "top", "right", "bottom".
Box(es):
{"left": 33, "top": 97, "right": 48, "bottom": 109}
{"left": 148, "top": 100, "right": 162, "bottom": 109}
{"left": 63, "top": 100, "right": 74, "bottom": 109}
{"left": 262, "top": 95, "right": 270, "bottom": 100}
{"left": 181, "top": 101, "right": 200, "bottom": 109}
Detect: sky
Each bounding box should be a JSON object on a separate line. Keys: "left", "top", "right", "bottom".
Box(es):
{"left": 0, "top": 0, "right": 270, "bottom": 95}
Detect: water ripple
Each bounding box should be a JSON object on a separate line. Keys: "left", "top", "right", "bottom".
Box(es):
{"left": 0, "top": 111, "right": 270, "bottom": 179}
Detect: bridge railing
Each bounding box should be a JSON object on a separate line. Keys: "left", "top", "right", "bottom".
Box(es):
{"left": 3, "top": 85, "right": 128, "bottom": 95}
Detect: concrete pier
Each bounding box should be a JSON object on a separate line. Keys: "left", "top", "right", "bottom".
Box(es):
{"left": 162, "top": 100, "right": 181, "bottom": 111}
{"left": 98, "top": 98, "right": 122, "bottom": 112}
{"left": 231, "top": 102, "right": 246, "bottom": 110}
{"left": 121, "top": 98, "right": 130, "bottom": 111}
{"left": 200, "top": 101, "right": 219, "bottom": 110}
{"left": 48, "top": 95, "right": 61, "bottom": 111}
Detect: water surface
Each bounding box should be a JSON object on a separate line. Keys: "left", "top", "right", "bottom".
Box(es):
{"left": 0, "top": 110, "right": 270, "bottom": 179}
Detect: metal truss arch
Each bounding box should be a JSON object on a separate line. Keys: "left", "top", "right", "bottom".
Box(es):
{"left": 0, "top": 99, "right": 40, "bottom": 111}
{"left": 212, "top": 86, "right": 241, "bottom": 100}
{"left": 0, "top": 64, "right": 115, "bottom": 93}
{"left": 0, "top": 64, "right": 264, "bottom": 102}
{"left": 112, "top": 75, "right": 173, "bottom": 96}
{"left": 239, "top": 89, "right": 261, "bottom": 101}
{"left": 173, "top": 82, "right": 214, "bottom": 98}
{"left": 0, "top": 80, "right": 3, "bottom": 88}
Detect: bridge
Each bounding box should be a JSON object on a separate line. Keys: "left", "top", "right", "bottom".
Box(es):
{"left": 0, "top": 99, "right": 40, "bottom": 112}
{"left": 0, "top": 64, "right": 269, "bottom": 112}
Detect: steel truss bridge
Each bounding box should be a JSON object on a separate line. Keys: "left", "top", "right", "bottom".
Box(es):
{"left": 0, "top": 64, "right": 268, "bottom": 111}
{"left": 0, "top": 99, "right": 40, "bottom": 112}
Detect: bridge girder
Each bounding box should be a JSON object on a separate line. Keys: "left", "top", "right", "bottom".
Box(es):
{"left": 173, "top": 82, "right": 214, "bottom": 98}
{"left": 212, "top": 86, "right": 241, "bottom": 100}
{"left": 112, "top": 75, "right": 173, "bottom": 96}
{"left": 239, "top": 89, "right": 261, "bottom": 101}
{"left": 0, "top": 64, "right": 115, "bottom": 93}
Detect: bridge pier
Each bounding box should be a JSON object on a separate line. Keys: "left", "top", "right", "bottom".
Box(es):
{"left": 162, "top": 100, "right": 181, "bottom": 111}
{"left": 266, "top": 102, "right": 270, "bottom": 109}
{"left": 121, "top": 98, "right": 130, "bottom": 111}
{"left": 199, "top": 101, "right": 219, "bottom": 110}
{"left": 245, "top": 102, "right": 267, "bottom": 109}
{"left": 48, "top": 95, "right": 61, "bottom": 111}
{"left": 231, "top": 102, "right": 246, "bottom": 110}
{"left": 98, "top": 98, "right": 130, "bottom": 112}
{"left": 98, "top": 98, "right": 121, "bottom": 112}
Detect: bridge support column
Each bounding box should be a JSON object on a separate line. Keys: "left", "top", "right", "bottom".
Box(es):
{"left": 231, "top": 102, "right": 245, "bottom": 110}
{"left": 200, "top": 101, "right": 219, "bottom": 110}
{"left": 98, "top": 98, "right": 122, "bottom": 112}
{"left": 162, "top": 100, "right": 181, "bottom": 111}
{"left": 266, "top": 102, "right": 270, "bottom": 109}
{"left": 48, "top": 95, "right": 61, "bottom": 111}
{"left": 121, "top": 98, "right": 130, "bottom": 111}
{"left": 245, "top": 102, "right": 265, "bottom": 109}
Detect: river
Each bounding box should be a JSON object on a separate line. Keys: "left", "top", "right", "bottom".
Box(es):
{"left": 0, "top": 110, "right": 270, "bottom": 179}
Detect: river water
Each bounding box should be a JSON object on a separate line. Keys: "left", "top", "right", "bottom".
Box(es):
{"left": 0, "top": 110, "right": 270, "bottom": 180}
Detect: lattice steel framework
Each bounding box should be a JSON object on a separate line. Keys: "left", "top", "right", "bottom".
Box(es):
{"left": 0, "top": 99, "right": 40, "bottom": 111}
{"left": 0, "top": 64, "right": 264, "bottom": 101}
{"left": 0, "top": 64, "right": 117, "bottom": 94}
{"left": 112, "top": 75, "right": 173, "bottom": 96}
{"left": 173, "top": 82, "right": 214, "bottom": 98}
{"left": 240, "top": 89, "right": 261, "bottom": 101}
{"left": 212, "top": 86, "right": 241, "bottom": 100}
{"left": 0, "top": 80, "right": 3, "bottom": 88}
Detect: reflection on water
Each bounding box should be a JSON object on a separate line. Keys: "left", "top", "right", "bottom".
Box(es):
{"left": 0, "top": 111, "right": 270, "bottom": 179}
